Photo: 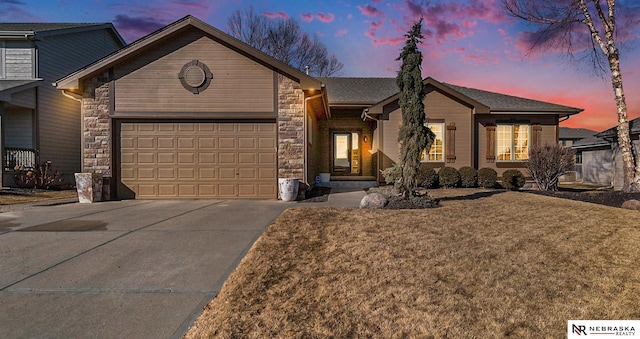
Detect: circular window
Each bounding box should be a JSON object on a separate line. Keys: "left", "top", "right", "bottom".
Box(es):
{"left": 178, "top": 60, "right": 213, "bottom": 94}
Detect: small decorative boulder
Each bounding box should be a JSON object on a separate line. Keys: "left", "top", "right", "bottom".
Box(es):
{"left": 359, "top": 193, "right": 388, "bottom": 209}
{"left": 621, "top": 199, "right": 640, "bottom": 211}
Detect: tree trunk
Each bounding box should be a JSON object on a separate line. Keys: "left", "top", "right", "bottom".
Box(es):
{"left": 607, "top": 44, "right": 639, "bottom": 192}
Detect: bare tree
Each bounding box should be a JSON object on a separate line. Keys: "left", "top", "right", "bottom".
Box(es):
{"left": 227, "top": 8, "right": 343, "bottom": 77}
{"left": 504, "top": 0, "right": 640, "bottom": 192}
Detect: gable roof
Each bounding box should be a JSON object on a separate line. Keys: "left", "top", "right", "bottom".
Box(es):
{"left": 344, "top": 76, "right": 583, "bottom": 117}
{"left": 595, "top": 117, "right": 640, "bottom": 138}
{"left": 0, "top": 23, "right": 124, "bottom": 44}
{"left": 55, "top": 15, "right": 322, "bottom": 92}
{"left": 441, "top": 83, "right": 583, "bottom": 114}
{"left": 559, "top": 127, "right": 597, "bottom": 140}
{"left": 571, "top": 117, "right": 640, "bottom": 149}
{"left": 318, "top": 77, "right": 399, "bottom": 106}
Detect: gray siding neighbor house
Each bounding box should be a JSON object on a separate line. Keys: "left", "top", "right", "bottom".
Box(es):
{"left": 572, "top": 118, "right": 640, "bottom": 189}
{"left": 0, "top": 23, "right": 124, "bottom": 187}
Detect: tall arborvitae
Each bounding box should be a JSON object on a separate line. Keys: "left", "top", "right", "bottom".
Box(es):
{"left": 396, "top": 18, "right": 435, "bottom": 199}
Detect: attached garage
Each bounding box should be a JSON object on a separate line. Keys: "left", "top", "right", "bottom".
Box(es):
{"left": 56, "top": 16, "right": 328, "bottom": 200}
{"left": 118, "top": 121, "right": 277, "bottom": 199}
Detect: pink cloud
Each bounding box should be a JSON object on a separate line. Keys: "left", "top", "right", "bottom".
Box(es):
{"left": 335, "top": 29, "right": 348, "bottom": 37}
{"left": 263, "top": 11, "right": 289, "bottom": 19}
{"left": 497, "top": 28, "right": 508, "bottom": 36}
{"left": 347, "top": 14, "right": 353, "bottom": 19}
{"left": 317, "top": 12, "right": 335, "bottom": 23}
{"left": 365, "top": 20, "right": 384, "bottom": 39}
{"left": 357, "top": 4, "right": 384, "bottom": 17}
{"left": 372, "top": 37, "right": 406, "bottom": 47}
{"left": 300, "top": 12, "right": 313, "bottom": 22}
{"left": 372, "top": 0, "right": 384, "bottom": 4}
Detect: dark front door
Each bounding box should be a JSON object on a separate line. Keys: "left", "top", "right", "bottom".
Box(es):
{"left": 332, "top": 131, "right": 361, "bottom": 176}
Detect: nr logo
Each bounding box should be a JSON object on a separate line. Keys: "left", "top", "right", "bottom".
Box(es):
{"left": 573, "top": 324, "right": 587, "bottom": 335}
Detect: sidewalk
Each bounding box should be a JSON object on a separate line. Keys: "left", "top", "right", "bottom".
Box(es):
{"left": 304, "top": 188, "right": 367, "bottom": 208}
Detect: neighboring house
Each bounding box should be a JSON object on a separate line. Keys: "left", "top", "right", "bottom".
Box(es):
{"left": 0, "top": 23, "right": 125, "bottom": 187}
{"left": 558, "top": 127, "right": 596, "bottom": 180}
{"left": 559, "top": 127, "right": 596, "bottom": 147}
{"left": 572, "top": 118, "right": 640, "bottom": 189}
{"left": 55, "top": 16, "right": 584, "bottom": 200}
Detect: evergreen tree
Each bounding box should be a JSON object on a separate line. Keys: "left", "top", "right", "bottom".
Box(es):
{"left": 396, "top": 19, "right": 435, "bottom": 199}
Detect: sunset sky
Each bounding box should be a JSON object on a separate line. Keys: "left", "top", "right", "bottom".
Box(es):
{"left": 3, "top": 0, "right": 640, "bottom": 132}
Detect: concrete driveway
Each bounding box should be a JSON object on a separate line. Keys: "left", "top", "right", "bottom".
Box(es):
{"left": 0, "top": 199, "right": 294, "bottom": 338}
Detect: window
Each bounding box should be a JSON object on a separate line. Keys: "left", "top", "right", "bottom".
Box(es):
{"left": 422, "top": 122, "right": 444, "bottom": 162}
{"left": 497, "top": 124, "right": 530, "bottom": 161}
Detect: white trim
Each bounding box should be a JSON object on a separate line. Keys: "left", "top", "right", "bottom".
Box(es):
{"left": 0, "top": 41, "right": 5, "bottom": 79}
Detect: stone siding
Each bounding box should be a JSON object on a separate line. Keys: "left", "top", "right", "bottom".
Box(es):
{"left": 81, "top": 73, "right": 112, "bottom": 176}
{"left": 277, "top": 75, "right": 305, "bottom": 180}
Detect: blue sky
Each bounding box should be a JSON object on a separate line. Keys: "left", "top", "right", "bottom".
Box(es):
{"left": 3, "top": 0, "right": 640, "bottom": 131}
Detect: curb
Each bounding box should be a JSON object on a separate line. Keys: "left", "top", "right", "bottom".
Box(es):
{"left": 0, "top": 198, "right": 78, "bottom": 213}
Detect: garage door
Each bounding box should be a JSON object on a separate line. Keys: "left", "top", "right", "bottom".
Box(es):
{"left": 119, "top": 122, "right": 277, "bottom": 199}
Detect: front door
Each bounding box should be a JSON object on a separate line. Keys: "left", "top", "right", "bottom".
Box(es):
{"left": 332, "top": 131, "right": 361, "bottom": 176}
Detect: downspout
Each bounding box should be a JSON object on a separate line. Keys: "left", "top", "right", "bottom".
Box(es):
{"left": 304, "top": 92, "right": 324, "bottom": 185}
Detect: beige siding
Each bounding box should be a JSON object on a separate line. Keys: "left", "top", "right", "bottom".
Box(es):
{"left": 36, "top": 28, "right": 123, "bottom": 183}
{"left": 380, "top": 88, "right": 474, "bottom": 170}
{"left": 424, "top": 89, "right": 473, "bottom": 168}
{"left": 115, "top": 29, "right": 274, "bottom": 113}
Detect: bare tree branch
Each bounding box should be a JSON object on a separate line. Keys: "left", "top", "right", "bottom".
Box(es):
{"left": 227, "top": 7, "right": 343, "bottom": 76}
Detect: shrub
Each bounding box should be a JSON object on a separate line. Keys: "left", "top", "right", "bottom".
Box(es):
{"left": 380, "top": 163, "right": 403, "bottom": 190}
{"left": 417, "top": 166, "right": 439, "bottom": 188}
{"left": 458, "top": 166, "right": 478, "bottom": 188}
{"left": 502, "top": 169, "right": 526, "bottom": 190}
{"left": 526, "top": 143, "right": 576, "bottom": 191}
{"left": 14, "top": 161, "right": 64, "bottom": 189}
{"left": 438, "top": 167, "right": 460, "bottom": 188}
{"left": 477, "top": 168, "right": 498, "bottom": 188}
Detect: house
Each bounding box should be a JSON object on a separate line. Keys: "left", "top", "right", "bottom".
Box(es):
{"left": 558, "top": 127, "right": 596, "bottom": 180}
{"left": 366, "top": 78, "right": 583, "bottom": 180}
{"left": 572, "top": 118, "right": 640, "bottom": 189}
{"left": 55, "top": 15, "right": 583, "bottom": 200}
{"left": 0, "top": 23, "right": 125, "bottom": 187}
{"left": 559, "top": 127, "right": 596, "bottom": 147}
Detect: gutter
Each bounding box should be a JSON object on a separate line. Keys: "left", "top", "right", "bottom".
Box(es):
{"left": 304, "top": 92, "right": 324, "bottom": 185}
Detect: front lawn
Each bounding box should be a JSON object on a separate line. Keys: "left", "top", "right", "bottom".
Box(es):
{"left": 186, "top": 189, "right": 640, "bottom": 338}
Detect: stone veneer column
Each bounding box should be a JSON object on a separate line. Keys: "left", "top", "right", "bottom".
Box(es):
{"left": 81, "top": 73, "right": 112, "bottom": 176}
{"left": 277, "top": 75, "right": 305, "bottom": 180}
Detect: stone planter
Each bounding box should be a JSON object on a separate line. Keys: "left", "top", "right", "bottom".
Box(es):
{"left": 278, "top": 178, "right": 299, "bottom": 201}
{"left": 75, "top": 173, "right": 103, "bottom": 203}
{"left": 319, "top": 173, "right": 331, "bottom": 183}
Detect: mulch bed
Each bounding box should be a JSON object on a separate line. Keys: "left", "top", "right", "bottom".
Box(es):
{"left": 369, "top": 185, "right": 640, "bottom": 209}
{"left": 527, "top": 189, "right": 640, "bottom": 208}
{"left": 298, "top": 186, "right": 331, "bottom": 203}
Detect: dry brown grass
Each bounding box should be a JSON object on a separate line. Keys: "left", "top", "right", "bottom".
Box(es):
{"left": 186, "top": 189, "right": 640, "bottom": 338}
{"left": 0, "top": 189, "right": 77, "bottom": 205}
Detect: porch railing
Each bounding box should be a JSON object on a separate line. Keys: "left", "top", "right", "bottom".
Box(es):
{"left": 4, "top": 148, "right": 38, "bottom": 171}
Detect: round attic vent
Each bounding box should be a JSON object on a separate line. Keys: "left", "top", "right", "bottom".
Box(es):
{"left": 184, "top": 65, "right": 206, "bottom": 87}
{"left": 178, "top": 60, "right": 213, "bottom": 94}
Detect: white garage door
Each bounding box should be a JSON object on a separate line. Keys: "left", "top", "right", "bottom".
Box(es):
{"left": 119, "top": 122, "right": 277, "bottom": 199}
